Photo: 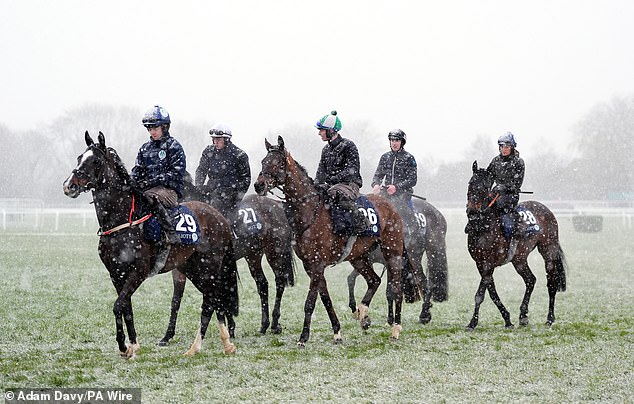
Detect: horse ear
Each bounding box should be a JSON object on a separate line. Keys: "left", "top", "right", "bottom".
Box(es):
{"left": 85, "top": 131, "right": 94, "bottom": 146}
{"left": 265, "top": 138, "right": 271, "bottom": 151}
{"left": 277, "top": 135, "right": 285, "bottom": 149}
{"left": 98, "top": 131, "right": 106, "bottom": 150}
{"left": 472, "top": 160, "right": 478, "bottom": 172}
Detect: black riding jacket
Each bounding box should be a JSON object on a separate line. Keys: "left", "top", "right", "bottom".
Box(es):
{"left": 195, "top": 141, "right": 251, "bottom": 200}
{"left": 371, "top": 148, "right": 418, "bottom": 196}
{"left": 131, "top": 132, "right": 186, "bottom": 197}
{"left": 315, "top": 135, "right": 363, "bottom": 188}
{"left": 486, "top": 149, "right": 525, "bottom": 194}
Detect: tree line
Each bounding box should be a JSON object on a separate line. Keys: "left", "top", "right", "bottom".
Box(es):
{"left": 1, "top": 96, "right": 632, "bottom": 206}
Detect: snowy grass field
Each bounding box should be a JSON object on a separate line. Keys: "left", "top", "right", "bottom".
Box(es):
{"left": 1, "top": 215, "right": 632, "bottom": 402}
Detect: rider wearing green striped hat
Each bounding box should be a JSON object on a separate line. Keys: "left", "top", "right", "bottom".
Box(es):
{"left": 314, "top": 110, "right": 369, "bottom": 235}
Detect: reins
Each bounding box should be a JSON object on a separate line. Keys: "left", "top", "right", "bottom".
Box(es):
{"left": 97, "top": 194, "right": 152, "bottom": 236}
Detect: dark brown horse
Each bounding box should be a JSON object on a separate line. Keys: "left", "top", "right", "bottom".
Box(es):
{"left": 347, "top": 196, "right": 449, "bottom": 325}
{"left": 63, "top": 131, "right": 238, "bottom": 357}
{"left": 254, "top": 135, "right": 416, "bottom": 346}
{"left": 159, "top": 192, "right": 295, "bottom": 344}
{"left": 465, "top": 161, "right": 567, "bottom": 329}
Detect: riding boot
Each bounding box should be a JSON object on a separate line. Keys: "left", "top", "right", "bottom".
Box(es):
{"left": 339, "top": 199, "right": 370, "bottom": 235}
{"left": 505, "top": 211, "right": 522, "bottom": 264}
{"left": 149, "top": 200, "right": 178, "bottom": 276}
{"left": 152, "top": 201, "right": 179, "bottom": 244}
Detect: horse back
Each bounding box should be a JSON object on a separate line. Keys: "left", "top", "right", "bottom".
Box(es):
{"left": 365, "top": 194, "right": 405, "bottom": 252}
{"left": 181, "top": 201, "right": 233, "bottom": 253}
{"left": 519, "top": 200, "right": 559, "bottom": 239}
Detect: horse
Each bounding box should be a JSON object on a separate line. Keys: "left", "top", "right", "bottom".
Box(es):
{"left": 347, "top": 196, "right": 449, "bottom": 325}
{"left": 465, "top": 161, "right": 567, "bottom": 329}
{"left": 159, "top": 191, "right": 295, "bottom": 344}
{"left": 62, "top": 131, "right": 239, "bottom": 357}
{"left": 254, "top": 135, "right": 419, "bottom": 346}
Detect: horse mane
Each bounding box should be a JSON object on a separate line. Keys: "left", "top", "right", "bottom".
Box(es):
{"left": 105, "top": 146, "right": 132, "bottom": 185}
{"left": 284, "top": 149, "right": 315, "bottom": 185}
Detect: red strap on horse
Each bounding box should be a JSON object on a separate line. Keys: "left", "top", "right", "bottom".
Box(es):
{"left": 487, "top": 193, "right": 500, "bottom": 209}
{"left": 98, "top": 194, "right": 152, "bottom": 236}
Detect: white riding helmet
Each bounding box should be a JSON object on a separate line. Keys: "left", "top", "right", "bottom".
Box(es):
{"left": 209, "top": 123, "right": 232, "bottom": 139}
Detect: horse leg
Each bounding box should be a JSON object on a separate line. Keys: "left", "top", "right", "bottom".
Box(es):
{"left": 245, "top": 254, "right": 270, "bottom": 334}
{"left": 409, "top": 251, "right": 432, "bottom": 325}
{"left": 317, "top": 278, "right": 343, "bottom": 344}
{"left": 351, "top": 255, "right": 380, "bottom": 330}
{"left": 512, "top": 259, "right": 536, "bottom": 326}
{"left": 226, "top": 313, "right": 236, "bottom": 339}
{"left": 299, "top": 267, "right": 340, "bottom": 346}
{"left": 159, "top": 269, "right": 187, "bottom": 346}
{"left": 111, "top": 268, "right": 144, "bottom": 358}
{"left": 347, "top": 269, "right": 360, "bottom": 315}
{"left": 271, "top": 271, "right": 287, "bottom": 334}
{"left": 540, "top": 243, "right": 567, "bottom": 326}
{"left": 467, "top": 277, "right": 488, "bottom": 330}
{"left": 386, "top": 255, "right": 404, "bottom": 340}
{"left": 486, "top": 277, "right": 513, "bottom": 328}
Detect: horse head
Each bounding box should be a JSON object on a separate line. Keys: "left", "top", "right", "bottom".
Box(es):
{"left": 63, "top": 131, "right": 130, "bottom": 198}
{"left": 254, "top": 135, "right": 288, "bottom": 196}
{"left": 465, "top": 161, "right": 496, "bottom": 233}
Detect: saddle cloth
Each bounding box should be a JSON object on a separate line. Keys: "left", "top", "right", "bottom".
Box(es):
{"left": 144, "top": 205, "right": 201, "bottom": 245}
{"left": 330, "top": 195, "right": 381, "bottom": 237}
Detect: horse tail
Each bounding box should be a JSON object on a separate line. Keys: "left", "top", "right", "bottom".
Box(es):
{"left": 220, "top": 240, "right": 240, "bottom": 317}
{"left": 554, "top": 245, "right": 568, "bottom": 292}
{"left": 402, "top": 246, "right": 422, "bottom": 304}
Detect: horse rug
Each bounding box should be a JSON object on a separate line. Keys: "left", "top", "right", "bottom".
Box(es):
{"left": 144, "top": 205, "right": 201, "bottom": 245}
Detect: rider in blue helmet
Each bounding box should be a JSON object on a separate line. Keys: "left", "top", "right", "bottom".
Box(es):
{"left": 131, "top": 105, "right": 186, "bottom": 275}
{"left": 314, "top": 110, "right": 369, "bottom": 235}
{"left": 485, "top": 131, "right": 525, "bottom": 261}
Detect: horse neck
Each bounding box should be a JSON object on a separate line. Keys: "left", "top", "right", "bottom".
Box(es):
{"left": 92, "top": 165, "right": 135, "bottom": 229}
{"left": 283, "top": 157, "right": 321, "bottom": 234}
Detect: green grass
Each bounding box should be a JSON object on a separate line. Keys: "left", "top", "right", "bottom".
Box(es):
{"left": 0, "top": 216, "right": 632, "bottom": 403}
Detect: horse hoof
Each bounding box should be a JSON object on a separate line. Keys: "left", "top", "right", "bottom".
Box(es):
{"left": 271, "top": 325, "right": 283, "bottom": 335}
{"left": 519, "top": 318, "right": 529, "bottom": 327}
{"left": 361, "top": 317, "right": 372, "bottom": 330}
{"left": 224, "top": 343, "right": 237, "bottom": 355}
{"left": 505, "top": 323, "right": 515, "bottom": 329}
{"left": 419, "top": 314, "right": 432, "bottom": 324}
{"left": 297, "top": 341, "right": 306, "bottom": 348}
{"left": 157, "top": 339, "right": 170, "bottom": 347}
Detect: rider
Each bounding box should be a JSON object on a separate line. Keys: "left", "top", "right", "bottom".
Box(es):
{"left": 314, "top": 110, "right": 369, "bottom": 235}
{"left": 486, "top": 131, "right": 525, "bottom": 256}
{"left": 195, "top": 122, "right": 251, "bottom": 226}
{"left": 131, "top": 105, "right": 186, "bottom": 270}
{"left": 371, "top": 129, "right": 419, "bottom": 237}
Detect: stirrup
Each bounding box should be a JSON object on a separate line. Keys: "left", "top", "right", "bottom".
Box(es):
{"left": 150, "top": 244, "right": 171, "bottom": 277}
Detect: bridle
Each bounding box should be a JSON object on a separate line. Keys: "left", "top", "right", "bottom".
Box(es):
{"left": 260, "top": 146, "right": 320, "bottom": 204}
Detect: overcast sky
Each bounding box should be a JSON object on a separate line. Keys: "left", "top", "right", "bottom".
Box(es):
{"left": 2, "top": 0, "right": 633, "bottom": 162}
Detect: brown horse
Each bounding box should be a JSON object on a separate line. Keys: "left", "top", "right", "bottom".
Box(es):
{"left": 63, "top": 131, "right": 238, "bottom": 357}
{"left": 466, "top": 161, "right": 567, "bottom": 329}
{"left": 254, "top": 135, "right": 415, "bottom": 346}
{"left": 347, "top": 196, "right": 449, "bottom": 325}
{"left": 159, "top": 193, "right": 295, "bottom": 344}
